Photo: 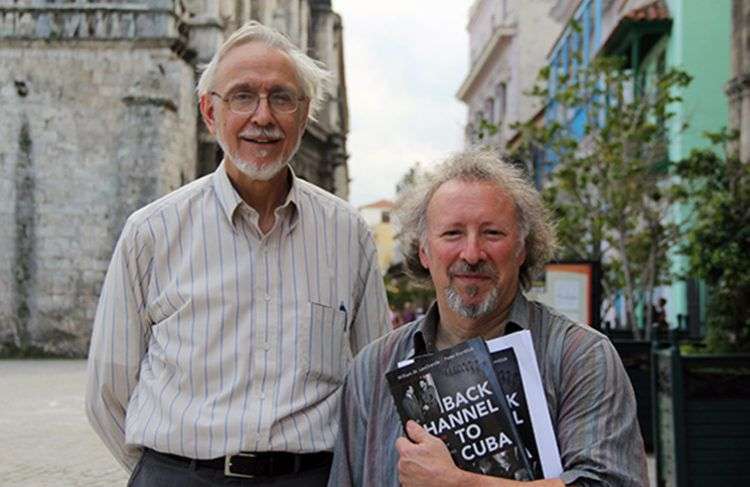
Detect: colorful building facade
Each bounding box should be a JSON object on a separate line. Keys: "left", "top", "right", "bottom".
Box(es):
{"left": 542, "top": 0, "right": 732, "bottom": 330}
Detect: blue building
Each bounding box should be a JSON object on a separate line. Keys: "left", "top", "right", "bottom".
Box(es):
{"left": 538, "top": 0, "right": 732, "bottom": 331}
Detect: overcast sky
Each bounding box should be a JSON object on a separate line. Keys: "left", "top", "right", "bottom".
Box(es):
{"left": 331, "top": 0, "right": 473, "bottom": 207}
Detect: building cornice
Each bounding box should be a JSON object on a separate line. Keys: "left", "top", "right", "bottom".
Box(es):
{"left": 467, "top": 0, "right": 485, "bottom": 28}
{"left": 456, "top": 22, "right": 516, "bottom": 101}
{"left": 0, "top": 3, "right": 188, "bottom": 53}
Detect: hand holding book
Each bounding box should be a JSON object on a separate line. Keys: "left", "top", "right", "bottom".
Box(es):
{"left": 387, "top": 337, "right": 534, "bottom": 479}
{"left": 395, "top": 420, "right": 466, "bottom": 487}
{"left": 387, "top": 332, "right": 562, "bottom": 481}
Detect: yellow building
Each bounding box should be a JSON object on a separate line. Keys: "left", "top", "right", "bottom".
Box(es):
{"left": 359, "top": 200, "right": 398, "bottom": 275}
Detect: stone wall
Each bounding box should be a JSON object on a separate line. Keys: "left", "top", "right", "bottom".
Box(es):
{"left": 0, "top": 37, "right": 196, "bottom": 355}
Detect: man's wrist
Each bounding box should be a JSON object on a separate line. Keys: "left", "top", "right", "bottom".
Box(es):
{"left": 451, "top": 470, "right": 566, "bottom": 487}
{"left": 448, "top": 467, "right": 474, "bottom": 487}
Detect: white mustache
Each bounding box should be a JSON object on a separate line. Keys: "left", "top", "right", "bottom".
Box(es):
{"left": 240, "top": 126, "right": 284, "bottom": 140}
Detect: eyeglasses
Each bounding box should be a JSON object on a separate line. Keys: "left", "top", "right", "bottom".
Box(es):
{"left": 210, "top": 89, "right": 306, "bottom": 115}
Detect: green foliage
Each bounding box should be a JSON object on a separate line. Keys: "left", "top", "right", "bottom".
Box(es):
{"left": 674, "top": 130, "right": 750, "bottom": 353}
{"left": 513, "top": 56, "right": 692, "bottom": 337}
{"left": 396, "top": 162, "right": 423, "bottom": 196}
{"left": 476, "top": 118, "right": 499, "bottom": 141}
{"left": 384, "top": 269, "right": 435, "bottom": 311}
{"left": 391, "top": 163, "right": 434, "bottom": 309}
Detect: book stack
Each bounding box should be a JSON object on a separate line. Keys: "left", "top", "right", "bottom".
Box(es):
{"left": 386, "top": 331, "right": 562, "bottom": 480}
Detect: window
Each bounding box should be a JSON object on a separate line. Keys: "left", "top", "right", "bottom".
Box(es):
{"left": 465, "top": 122, "right": 475, "bottom": 144}
{"left": 475, "top": 110, "right": 485, "bottom": 142}
{"left": 495, "top": 82, "right": 507, "bottom": 124}
{"left": 484, "top": 97, "right": 495, "bottom": 123}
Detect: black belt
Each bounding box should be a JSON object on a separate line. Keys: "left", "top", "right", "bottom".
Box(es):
{"left": 144, "top": 448, "right": 333, "bottom": 479}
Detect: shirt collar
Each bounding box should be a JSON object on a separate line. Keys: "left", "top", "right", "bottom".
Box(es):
{"left": 211, "top": 160, "right": 301, "bottom": 231}
{"left": 410, "top": 291, "right": 530, "bottom": 359}
{"left": 283, "top": 166, "right": 301, "bottom": 233}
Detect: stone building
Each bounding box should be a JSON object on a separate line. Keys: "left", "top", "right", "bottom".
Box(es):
{"left": 457, "top": 0, "right": 562, "bottom": 151}
{"left": 0, "top": 0, "right": 350, "bottom": 356}
{"left": 728, "top": 0, "right": 749, "bottom": 164}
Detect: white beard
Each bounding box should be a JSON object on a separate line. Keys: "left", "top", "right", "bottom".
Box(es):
{"left": 216, "top": 126, "right": 302, "bottom": 181}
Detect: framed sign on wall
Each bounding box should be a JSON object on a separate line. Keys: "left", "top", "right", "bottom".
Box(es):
{"left": 527, "top": 261, "right": 602, "bottom": 328}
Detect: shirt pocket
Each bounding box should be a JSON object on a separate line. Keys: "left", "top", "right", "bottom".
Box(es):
{"left": 145, "top": 286, "right": 189, "bottom": 338}
{"left": 302, "top": 299, "right": 352, "bottom": 386}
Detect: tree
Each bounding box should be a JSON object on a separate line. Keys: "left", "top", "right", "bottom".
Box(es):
{"left": 673, "top": 129, "right": 750, "bottom": 352}
{"left": 396, "top": 162, "right": 424, "bottom": 196}
{"left": 514, "top": 56, "right": 691, "bottom": 338}
{"left": 389, "top": 162, "right": 435, "bottom": 314}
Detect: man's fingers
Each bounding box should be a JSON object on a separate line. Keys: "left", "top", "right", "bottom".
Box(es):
{"left": 405, "top": 420, "right": 428, "bottom": 442}
{"left": 395, "top": 436, "right": 413, "bottom": 455}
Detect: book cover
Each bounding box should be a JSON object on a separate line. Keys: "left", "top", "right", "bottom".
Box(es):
{"left": 487, "top": 330, "right": 563, "bottom": 478}
{"left": 386, "top": 338, "right": 534, "bottom": 479}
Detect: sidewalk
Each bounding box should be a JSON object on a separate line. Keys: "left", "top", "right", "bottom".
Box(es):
{"left": 0, "top": 360, "right": 127, "bottom": 486}
{"left": 0, "top": 359, "right": 657, "bottom": 486}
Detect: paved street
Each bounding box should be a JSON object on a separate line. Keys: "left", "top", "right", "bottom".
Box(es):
{"left": 0, "top": 360, "right": 128, "bottom": 487}
{"left": 0, "top": 359, "right": 656, "bottom": 486}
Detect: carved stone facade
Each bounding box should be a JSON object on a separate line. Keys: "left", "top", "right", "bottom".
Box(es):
{"left": 728, "top": 0, "right": 750, "bottom": 163}
{"left": 0, "top": 0, "right": 349, "bottom": 356}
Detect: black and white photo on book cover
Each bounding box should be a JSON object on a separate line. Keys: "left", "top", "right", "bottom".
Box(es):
{"left": 386, "top": 338, "right": 534, "bottom": 479}
{"left": 486, "top": 330, "right": 563, "bottom": 478}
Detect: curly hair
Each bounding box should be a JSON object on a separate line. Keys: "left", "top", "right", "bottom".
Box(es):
{"left": 395, "top": 149, "right": 557, "bottom": 290}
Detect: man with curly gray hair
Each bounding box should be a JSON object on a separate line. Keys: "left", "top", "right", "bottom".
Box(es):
{"left": 87, "top": 21, "right": 388, "bottom": 486}
{"left": 329, "top": 150, "right": 648, "bottom": 487}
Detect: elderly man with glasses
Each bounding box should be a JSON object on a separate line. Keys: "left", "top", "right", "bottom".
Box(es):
{"left": 86, "top": 21, "right": 388, "bottom": 487}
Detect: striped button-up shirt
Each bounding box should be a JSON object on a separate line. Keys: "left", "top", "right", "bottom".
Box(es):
{"left": 85, "top": 162, "right": 389, "bottom": 470}
{"left": 329, "top": 292, "right": 649, "bottom": 486}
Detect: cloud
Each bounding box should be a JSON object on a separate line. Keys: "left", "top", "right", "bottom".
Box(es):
{"left": 332, "top": 0, "right": 472, "bottom": 207}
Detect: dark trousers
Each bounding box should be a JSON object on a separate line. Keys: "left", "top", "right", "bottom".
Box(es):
{"left": 128, "top": 449, "right": 332, "bottom": 487}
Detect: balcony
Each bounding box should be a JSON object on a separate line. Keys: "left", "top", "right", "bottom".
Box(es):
{"left": 457, "top": 21, "right": 517, "bottom": 102}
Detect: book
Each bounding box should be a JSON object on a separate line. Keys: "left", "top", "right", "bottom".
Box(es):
{"left": 386, "top": 337, "right": 534, "bottom": 479}
{"left": 487, "top": 330, "right": 563, "bottom": 479}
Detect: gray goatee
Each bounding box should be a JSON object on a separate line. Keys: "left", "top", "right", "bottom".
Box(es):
{"left": 445, "top": 260, "right": 499, "bottom": 318}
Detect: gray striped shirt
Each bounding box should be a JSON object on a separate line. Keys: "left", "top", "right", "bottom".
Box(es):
{"left": 329, "top": 292, "right": 649, "bottom": 486}
{"left": 85, "top": 162, "right": 389, "bottom": 470}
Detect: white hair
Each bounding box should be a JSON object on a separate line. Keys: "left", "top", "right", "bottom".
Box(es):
{"left": 196, "top": 21, "right": 330, "bottom": 120}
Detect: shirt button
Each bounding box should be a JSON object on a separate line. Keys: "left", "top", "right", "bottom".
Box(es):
{"left": 264, "top": 294, "right": 271, "bottom": 301}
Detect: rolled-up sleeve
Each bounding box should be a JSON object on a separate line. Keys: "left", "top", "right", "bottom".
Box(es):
{"left": 85, "top": 218, "right": 151, "bottom": 471}
{"left": 556, "top": 336, "right": 649, "bottom": 486}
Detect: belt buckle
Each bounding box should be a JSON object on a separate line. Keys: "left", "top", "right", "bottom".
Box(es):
{"left": 224, "top": 452, "right": 257, "bottom": 479}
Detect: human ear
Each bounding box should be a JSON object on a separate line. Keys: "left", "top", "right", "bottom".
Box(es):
{"left": 418, "top": 242, "right": 430, "bottom": 269}
{"left": 199, "top": 94, "right": 217, "bottom": 135}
